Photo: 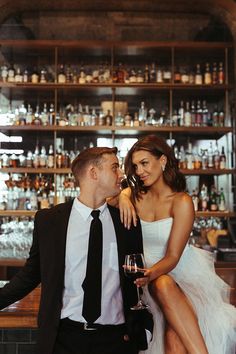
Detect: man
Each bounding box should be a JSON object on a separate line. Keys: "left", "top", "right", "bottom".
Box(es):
{"left": 0, "top": 146, "right": 152, "bottom": 354}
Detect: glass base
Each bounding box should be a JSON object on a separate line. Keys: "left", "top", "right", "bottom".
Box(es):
{"left": 130, "top": 302, "right": 149, "bottom": 311}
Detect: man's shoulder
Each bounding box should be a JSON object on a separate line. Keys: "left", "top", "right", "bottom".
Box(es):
{"left": 35, "top": 200, "right": 74, "bottom": 220}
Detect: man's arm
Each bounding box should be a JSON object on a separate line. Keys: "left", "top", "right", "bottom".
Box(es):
{"left": 0, "top": 215, "right": 41, "bottom": 310}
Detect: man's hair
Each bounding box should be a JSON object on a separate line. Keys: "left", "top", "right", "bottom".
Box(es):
{"left": 71, "top": 146, "right": 118, "bottom": 186}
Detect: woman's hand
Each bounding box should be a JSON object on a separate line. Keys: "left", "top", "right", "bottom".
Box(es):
{"left": 135, "top": 268, "right": 151, "bottom": 287}
{"left": 119, "top": 192, "right": 137, "bottom": 229}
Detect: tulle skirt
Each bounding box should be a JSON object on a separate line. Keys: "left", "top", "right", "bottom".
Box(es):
{"left": 140, "top": 245, "right": 236, "bottom": 354}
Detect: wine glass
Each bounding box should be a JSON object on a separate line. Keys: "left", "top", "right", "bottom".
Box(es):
{"left": 124, "top": 253, "right": 148, "bottom": 310}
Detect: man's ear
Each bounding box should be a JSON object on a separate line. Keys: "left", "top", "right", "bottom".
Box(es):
{"left": 88, "top": 165, "right": 98, "bottom": 180}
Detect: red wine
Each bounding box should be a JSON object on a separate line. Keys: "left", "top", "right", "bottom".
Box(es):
{"left": 125, "top": 271, "right": 145, "bottom": 280}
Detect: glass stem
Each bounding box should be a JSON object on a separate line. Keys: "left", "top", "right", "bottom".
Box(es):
{"left": 136, "top": 285, "right": 142, "bottom": 303}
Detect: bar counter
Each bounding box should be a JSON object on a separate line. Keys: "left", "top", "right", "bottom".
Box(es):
{"left": 0, "top": 261, "right": 235, "bottom": 329}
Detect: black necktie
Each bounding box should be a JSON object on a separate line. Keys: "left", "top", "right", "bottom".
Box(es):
{"left": 82, "top": 210, "right": 103, "bottom": 324}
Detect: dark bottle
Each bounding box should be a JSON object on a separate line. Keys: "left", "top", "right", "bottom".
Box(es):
{"left": 196, "top": 100, "right": 202, "bottom": 126}
{"left": 212, "top": 62, "right": 218, "bottom": 84}
{"left": 219, "top": 146, "right": 226, "bottom": 169}
{"left": 218, "top": 108, "right": 225, "bottom": 127}
{"left": 209, "top": 186, "right": 218, "bottom": 211}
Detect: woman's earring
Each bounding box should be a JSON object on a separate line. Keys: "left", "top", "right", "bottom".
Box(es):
{"left": 162, "top": 165, "right": 166, "bottom": 172}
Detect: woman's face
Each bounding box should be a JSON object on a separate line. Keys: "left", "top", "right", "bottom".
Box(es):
{"left": 132, "top": 150, "right": 164, "bottom": 187}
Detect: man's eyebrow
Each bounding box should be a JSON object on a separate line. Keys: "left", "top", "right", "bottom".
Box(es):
{"left": 112, "top": 162, "right": 119, "bottom": 167}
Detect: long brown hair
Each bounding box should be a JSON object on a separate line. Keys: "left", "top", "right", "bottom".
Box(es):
{"left": 124, "top": 134, "right": 186, "bottom": 199}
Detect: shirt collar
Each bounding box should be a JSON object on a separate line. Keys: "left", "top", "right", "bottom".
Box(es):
{"left": 74, "top": 197, "right": 107, "bottom": 221}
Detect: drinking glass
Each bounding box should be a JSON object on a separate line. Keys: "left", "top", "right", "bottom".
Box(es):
{"left": 124, "top": 253, "right": 148, "bottom": 310}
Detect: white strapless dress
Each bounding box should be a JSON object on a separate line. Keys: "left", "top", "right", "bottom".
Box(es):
{"left": 139, "top": 218, "right": 236, "bottom": 354}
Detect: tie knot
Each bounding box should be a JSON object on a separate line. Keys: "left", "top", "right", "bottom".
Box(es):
{"left": 91, "top": 210, "right": 100, "bottom": 219}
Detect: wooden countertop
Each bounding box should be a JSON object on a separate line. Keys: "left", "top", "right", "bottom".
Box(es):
{"left": 0, "top": 261, "right": 235, "bottom": 328}
{"left": 0, "top": 286, "right": 40, "bottom": 328}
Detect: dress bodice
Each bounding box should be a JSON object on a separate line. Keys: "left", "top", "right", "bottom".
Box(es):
{"left": 141, "top": 217, "right": 173, "bottom": 268}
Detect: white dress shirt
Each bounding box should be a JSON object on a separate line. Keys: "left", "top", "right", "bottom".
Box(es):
{"left": 61, "top": 198, "right": 125, "bottom": 325}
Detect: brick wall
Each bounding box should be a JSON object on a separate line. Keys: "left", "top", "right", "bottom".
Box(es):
{"left": 0, "top": 329, "right": 38, "bottom": 354}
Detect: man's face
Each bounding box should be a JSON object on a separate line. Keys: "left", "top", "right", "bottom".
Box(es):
{"left": 96, "top": 153, "right": 123, "bottom": 198}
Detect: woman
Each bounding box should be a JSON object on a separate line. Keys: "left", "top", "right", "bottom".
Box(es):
{"left": 119, "top": 135, "right": 236, "bottom": 354}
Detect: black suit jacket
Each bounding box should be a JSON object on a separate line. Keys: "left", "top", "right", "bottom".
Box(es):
{"left": 0, "top": 200, "right": 152, "bottom": 354}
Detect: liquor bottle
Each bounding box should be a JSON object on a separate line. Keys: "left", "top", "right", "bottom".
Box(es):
{"left": 39, "top": 146, "right": 47, "bottom": 168}
{"left": 193, "top": 148, "right": 202, "bottom": 169}
{"left": 33, "top": 145, "right": 40, "bottom": 168}
{"left": 218, "top": 188, "right": 226, "bottom": 211}
{"left": 18, "top": 103, "right": 27, "bottom": 125}
{"left": 218, "top": 108, "right": 225, "bottom": 127}
{"left": 144, "top": 64, "right": 150, "bottom": 83}
{"left": 49, "top": 103, "right": 55, "bottom": 125}
{"left": 133, "top": 112, "right": 139, "bottom": 127}
{"left": 179, "top": 145, "right": 187, "bottom": 169}
{"left": 26, "top": 104, "right": 34, "bottom": 125}
{"left": 156, "top": 69, "right": 163, "bottom": 83}
{"left": 124, "top": 112, "right": 132, "bottom": 127}
{"left": 41, "top": 103, "right": 49, "bottom": 126}
{"left": 7, "top": 63, "right": 15, "bottom": 83}
{"left": 201, "top": 149, "right": 208, "bottom": 170}
{"left": 104, "top": 110, "right": 113, "bottom": 126}
{"left": 115, "top": 112, "right": 124, "bottom": 126}
{"left": 186, "top": 142, "right": 194, "bottom": 169}
{"left": 212, "top": 105, "right": 219, "bottom": 127}
{"left": 212, "top": 62, "right": 218, "bottom": 84}
{"left": 219, "top": 146, "right": 226, "bottom": 169}
{"left": 137, "top": 70, "right": 144, "bottom": 83}
{"left": 14, "top": 67, "right": 23, "bottom": 83}
{"left": 32, "top": 105, "right": 42, "bottom": 125}
{"left": 26, "top": 151, "right": 33, "bottom": 168}
{"left": 138, "top": 101, "right": 147, "bottom": 125}
{"left": 195, "top": 64, "right": 203, "bottom": 85}
{"left": 117, "top": 63, "right": 125, "bottom": 83}
{"left": 199, "top": 184, "right": 208, "bottom": 211}
{"left": 204, "top": 63, "right": 212, "bottom": 85}
{"left": 78, "top": 64, "right": 86, "bottom": 84}
{"left": 47, "top": 144, "right": 54, "bottom": 168}
{"left": 58, "top": 64, "right": 66, "bottom": 83}
{"left": 202, "top": 100, "right": 209, "bottom": 127}
{"left": 209, "top": 185, "right": 218, "bottom": 211}
{"left": 90, "top": 108, "right": 98, "bottom": 126}
{"left": 213, "top": 142, "right": 220, "bottom": 169}
{"left": 178, "top": 101, "right": 185, "bottom": 126}
{"left": 174, "top": 67, "right": 181, "bottom": 83}
{"left": 149, "top": 63, "right": 156, "bottom": 83}
{"left": 184, "top": 101, "right": 191, "bottom": 126}
{"left": 163, "top": 67, "right": 171, "bottom": 83}
{"left": 31, "top": 67, "right": 39, "bottom": 84}
{"left": 207, "top": 142, "right": 214, "bottom": 168}
{"left": 196, "top": 100, "right": 202, "bottom": 126}
{"left": 23, "top": 69, "right": 29, "bottom": 83}
{"left": 190, "top": 101, "right": 196, "bottom": 126}
{"left": 40, "top": 68, "right": 47, "bottom": 83}
{"left": 192, "top": 189, "right": 199, "bottom": 212}
{"left": 218, "top": 62, "right": 224, "bottom": 84}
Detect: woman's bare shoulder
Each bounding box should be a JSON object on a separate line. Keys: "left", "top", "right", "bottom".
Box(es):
{"left": 172, "top": 192, "right": 194, "bottom": 215}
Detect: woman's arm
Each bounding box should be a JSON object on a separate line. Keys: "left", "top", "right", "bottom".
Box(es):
{"left": 136, "top": 193, "right": 194, "bottom": 285}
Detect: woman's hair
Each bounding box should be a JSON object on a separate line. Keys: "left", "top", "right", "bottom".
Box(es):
{"left": 71, "top": 146, "right": 117, "bottom": 186}
{"left": 124, "top": 134, "right": 186, "bottom": 199}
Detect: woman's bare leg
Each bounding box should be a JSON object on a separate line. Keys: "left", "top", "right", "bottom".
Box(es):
{"left": 165, "top": 325, "right": 187, "bottom": 354}
{"left": 149, "top": 274, "right": 209, "bottom": 354}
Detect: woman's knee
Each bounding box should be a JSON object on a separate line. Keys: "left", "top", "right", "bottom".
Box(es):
{"left": 149, "top": 274, "right": 176, "bottom": 302}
